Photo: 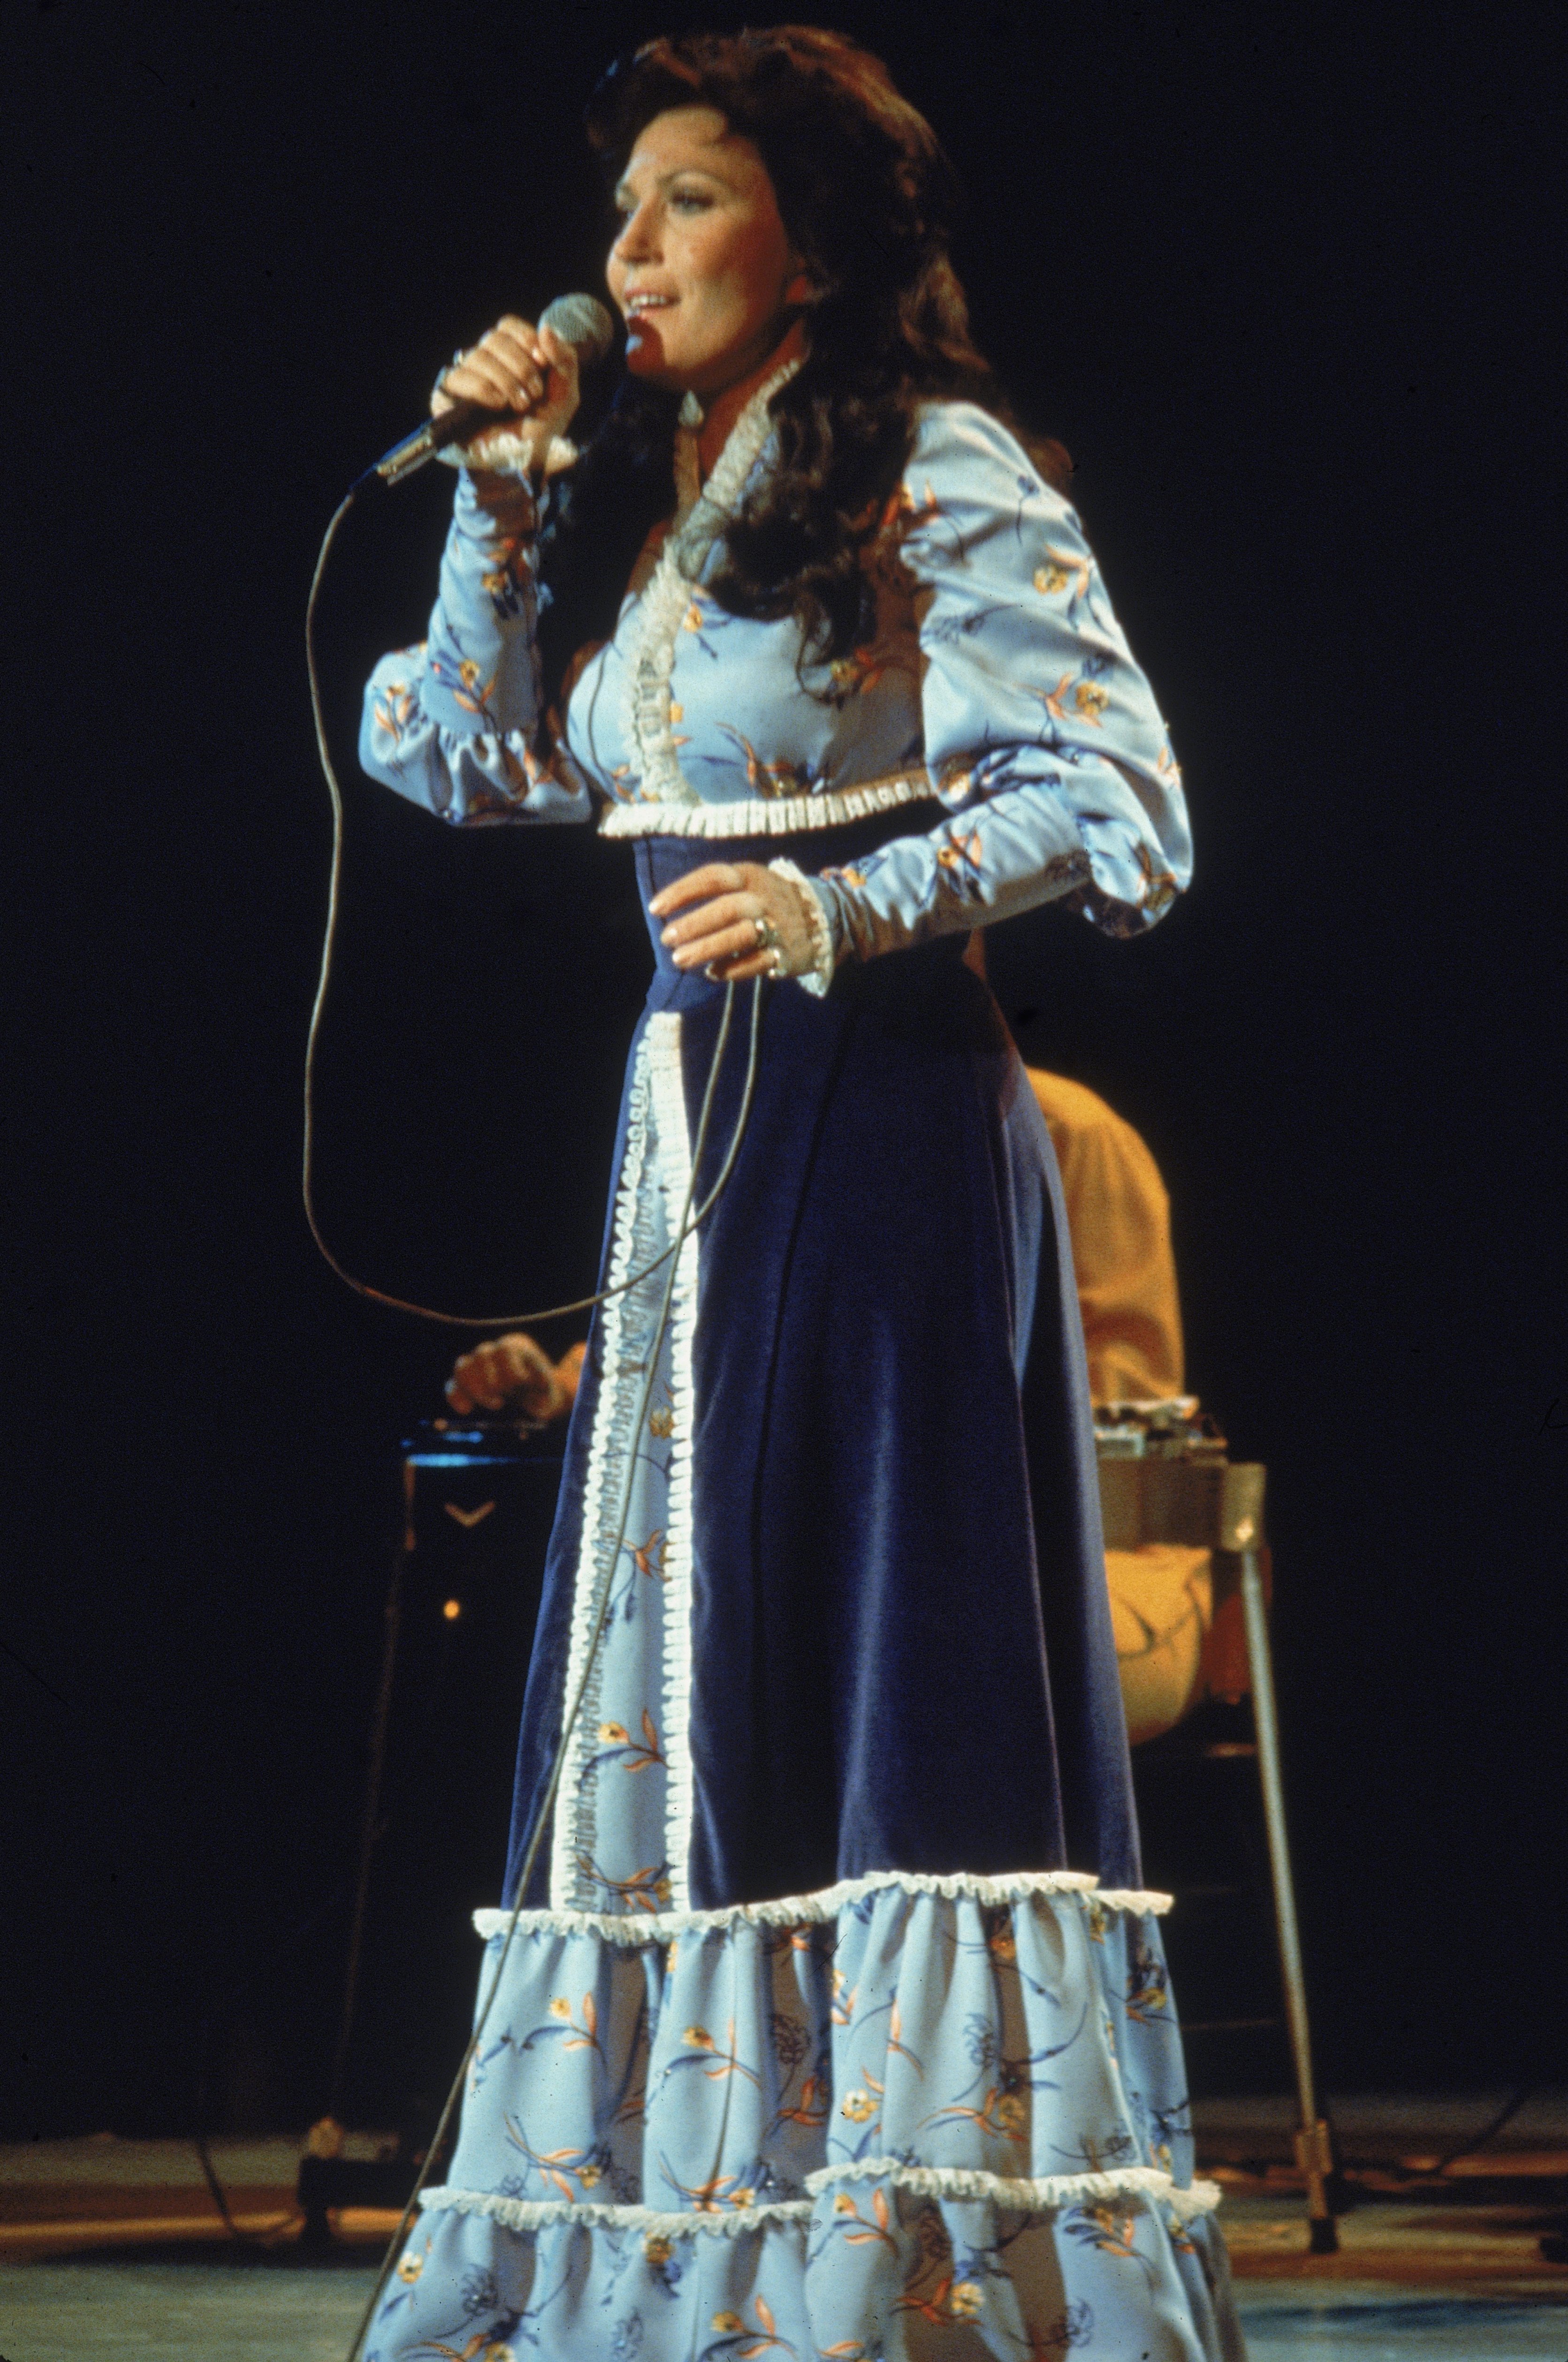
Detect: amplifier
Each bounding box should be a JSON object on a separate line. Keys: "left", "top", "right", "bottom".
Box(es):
{"left": 334, "top": 1422, "right": 565, "bottom": 2129}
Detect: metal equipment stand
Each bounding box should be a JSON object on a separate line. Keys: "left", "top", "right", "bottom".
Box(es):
{"left": 1101, "top": 1446, "right": 1339, "bottom": 2254}
{"left": 1238, "top": 1527, "right": 1338, "bottom": 2253}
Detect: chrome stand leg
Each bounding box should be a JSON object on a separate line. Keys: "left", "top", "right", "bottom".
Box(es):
{"left": 1240, "top": 1547, "right": 1338, "bottom": 2255}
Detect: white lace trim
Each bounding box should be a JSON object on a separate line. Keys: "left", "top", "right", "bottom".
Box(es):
{"left": 475, "top": 1867, "right": 1172, "bottom": 1947}
{"left": 643, "top": 1013, "right": 699, "bottom": 1913}
{"left": 598, "top": 773, "right": 933, "bottom": 839}
{"left": 416, "top": 2166, "right": 1219, "bottom": 2239}
{"left": 768, "top": 857, "right": 837, "bottom": 996}
{"left": 436, "top": 428, "right": 579, "bottom": 479}
{"left": 548, "top": 1039, "right": 656, "bottom": 1910}
{"left": 421, "top": 2187, "right": 812, "bottom": 2237}
{"left": 621, "top": 359, "right": 803, "bottom": 809}
{"left": 673, "top": 390, "right": 704, "bottom": 513}
{"left": 808, "top": 2160, "right": 1222, "bottom": 2222}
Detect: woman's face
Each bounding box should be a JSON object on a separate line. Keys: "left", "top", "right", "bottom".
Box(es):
{"left": 607, "top": 105, "right": 810, "bottom": 397}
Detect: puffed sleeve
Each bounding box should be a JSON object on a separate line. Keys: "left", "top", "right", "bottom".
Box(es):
{"left": 813, "top": 403, "right": 1189, "bottom": 959}
{"left": 358, "top": 468, "right": 593, "bottom": 825}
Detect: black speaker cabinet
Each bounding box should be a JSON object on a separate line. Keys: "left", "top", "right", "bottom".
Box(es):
{"left": 337, "top": 1422, "right": 564, "bottom": 2131}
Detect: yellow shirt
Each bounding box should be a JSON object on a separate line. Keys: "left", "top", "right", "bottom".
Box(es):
{"left": 1025, "top": 1069, "right": 1184, "bottom": 1403}
{"left": 1025, "top": 1072, "right": 1241, "bottom": 1736}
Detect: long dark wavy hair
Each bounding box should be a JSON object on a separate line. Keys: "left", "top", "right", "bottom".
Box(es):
{"left": 538, "top": 25, "right": 1068, "bottom": 705}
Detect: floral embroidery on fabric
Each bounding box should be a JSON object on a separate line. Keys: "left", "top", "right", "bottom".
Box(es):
{"left": 702, "top": 2296, "right": 794, "bottom": 2357}
{"left": 579, "top": 1857, "right": 676, "bottom": 1914}
{"left": 370, "top": 677, "right": 416, "bottom": 757}
{"left": 712, "top": 726, "right": 831, "bottom": 800}
{"left": 586, "top": 1712, "right": 668, "bottom": 1780}
{"left": 480, "top": 531, "right": 536, "bottom": 621}
{"left": 431, "top": 651, "right": 502, "bottom": 730}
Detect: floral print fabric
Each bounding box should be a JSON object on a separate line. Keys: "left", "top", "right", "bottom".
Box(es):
{"left": 359, "top": 397, "right": 1191, "bottom": 965}
{"left": 369, "top": 1880, "right": 1238, "bottom": 2361}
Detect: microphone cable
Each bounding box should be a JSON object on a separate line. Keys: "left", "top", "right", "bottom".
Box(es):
{"left": 304, "top": 482, "right": 763, "bottom": 1330}
{"left": 303, "top": 465, "right": 768, "bottom": 2360}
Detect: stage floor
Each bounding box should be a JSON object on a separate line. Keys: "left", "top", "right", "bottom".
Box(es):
{"left": 2, "top": 2259, "right": 1568, "bottom": 2361}
{"left": 4, "top": 2096, "right": 1566, "bottom": 2358}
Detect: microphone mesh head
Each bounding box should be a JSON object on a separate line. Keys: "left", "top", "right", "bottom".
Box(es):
{"left": 539, "top": 293, "right": 616, "bottom": 366}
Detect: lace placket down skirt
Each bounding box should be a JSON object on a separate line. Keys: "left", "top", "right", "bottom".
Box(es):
{"left": 368, "top": 819, "right": 1245, "bottom": 2362}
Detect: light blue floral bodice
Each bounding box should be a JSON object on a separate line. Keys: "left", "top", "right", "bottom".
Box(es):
{"left": 361, "top": 379, "right": 1191, "bottom": 965}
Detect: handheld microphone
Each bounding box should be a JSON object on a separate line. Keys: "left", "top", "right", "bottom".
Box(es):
{"left": 373, "top": 294, "right": 616, "bottom": 486}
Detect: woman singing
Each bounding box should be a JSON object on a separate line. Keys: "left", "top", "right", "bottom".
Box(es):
{"left": 358, "top": 27, "right": 1243, "bottom": 2360}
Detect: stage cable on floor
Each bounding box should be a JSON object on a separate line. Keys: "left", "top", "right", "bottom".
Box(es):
{"left": 1417, "top": 2082, "right": 1541, "bottom": 2178}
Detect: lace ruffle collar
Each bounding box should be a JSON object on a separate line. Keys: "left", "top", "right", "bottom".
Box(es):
{"left": 623, "top": 358, "right": 803, "bottom": 809}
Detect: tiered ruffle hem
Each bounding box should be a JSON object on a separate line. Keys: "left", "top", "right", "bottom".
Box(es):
{"left": 368, "top": 1873, "right": 1239, "bottom": 2361}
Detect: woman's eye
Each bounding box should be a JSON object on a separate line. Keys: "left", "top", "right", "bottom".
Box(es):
{"left": 670, "top": 190, "right": 712, "bottom": 213}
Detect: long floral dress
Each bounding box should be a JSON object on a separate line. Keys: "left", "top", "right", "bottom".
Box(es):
{"left": 358, "top": 366, "right": 1245, "bottom": 2361}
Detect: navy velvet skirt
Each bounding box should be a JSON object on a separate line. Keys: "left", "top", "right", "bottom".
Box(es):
{"left": 503, "top": 813, "right": 1140, "bottom": 1914}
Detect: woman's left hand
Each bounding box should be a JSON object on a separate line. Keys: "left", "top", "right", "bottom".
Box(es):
{"left": 649, "top": 862, "right": 815, "bottom": 981}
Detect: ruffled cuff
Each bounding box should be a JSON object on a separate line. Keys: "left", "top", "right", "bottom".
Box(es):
{"left": 767, "top": 858, "right": 840, "bottom": 997}
{"left": 437, "top": 427, "right": 579, "bottom": 480}
{"left": 431, "top": 355, "right": 579, "bottom": 482}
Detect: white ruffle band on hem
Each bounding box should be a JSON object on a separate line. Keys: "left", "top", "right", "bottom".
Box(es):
{"left": 419, "top": 2162, "right": 1221, "bottom": 2239}
{"left": 475, "top": 1864, "right": 1172, "bottom": 1945}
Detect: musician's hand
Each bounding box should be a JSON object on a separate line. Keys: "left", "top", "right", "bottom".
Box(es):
{"left": 649, "top": 861, "right": 818, "bottom": 983}
{"left": 446, "top": 1333, "right": 572, "bottom": 1422}
{"left": 433, "top": 315, "right": 580, "bottom": 478}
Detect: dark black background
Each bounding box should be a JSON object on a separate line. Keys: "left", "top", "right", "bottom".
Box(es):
{"left": 4, "top": 0, "right": 1563, "bottom": 2139}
